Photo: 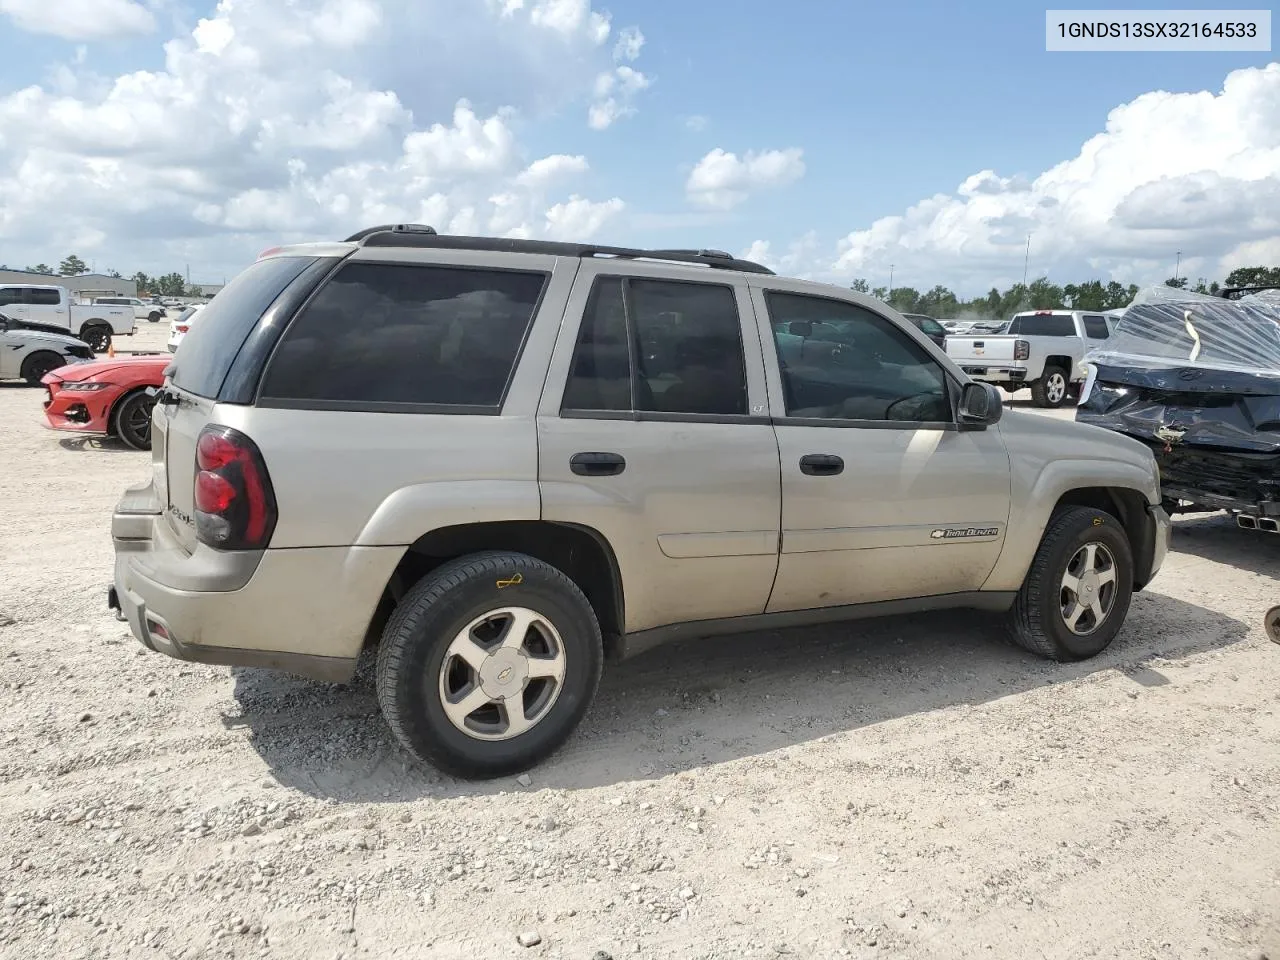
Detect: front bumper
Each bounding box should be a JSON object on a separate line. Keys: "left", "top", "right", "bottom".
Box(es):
{"left": 42, "top": 381, "right": 121, "bottom": 435}
{"left": 109, "top": 481, "right": 402, "bottom": 684}
{"left": 1148, "top": 503, "right": 1171, "bottom": 585}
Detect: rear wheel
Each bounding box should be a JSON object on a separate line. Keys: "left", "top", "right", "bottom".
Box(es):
{"left": 112, "top": 389, "right": 156, "bottom": 450}
{"left": 20, "top": 351, "right": 65, "bottom": 386}
{"left": 1008, "top": 506, "right": 1134, "bottom": 661}
{"left": 147, "top": 311, "right": 162, "bottom": 323}
{"left": 376, "top": 551, "right": 603, "bottom": 779}
{"left": 81, "top": 325, "right": 111, "bottom": 352}
{"left": 1030, "top": 366, "right": 1069, "bottom": 408}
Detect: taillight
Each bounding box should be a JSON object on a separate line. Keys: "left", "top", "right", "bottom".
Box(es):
{"left": 176, "top": 324, "right": 189, "bottom": 334}
{"left": 1014, "top": 339, "right": 1030, "bottom": 361}
{"left": 194, "top": 425, "right": 277, "bottom": 550}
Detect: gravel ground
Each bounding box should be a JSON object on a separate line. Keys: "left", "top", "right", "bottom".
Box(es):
{"left": 2, "top": 342, "right": 1279, "bottom": 960}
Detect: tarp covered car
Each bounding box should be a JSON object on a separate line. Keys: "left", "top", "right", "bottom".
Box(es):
{"left": 1076, "top": 284, "right": 1280, "bottom": 528}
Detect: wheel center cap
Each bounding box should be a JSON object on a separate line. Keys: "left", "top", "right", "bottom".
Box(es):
{"left": 1079, "top": 570, "right": 1101, "bottom": 597}
{"left": 478, "top": 648, "right": 529, "bottom": 699}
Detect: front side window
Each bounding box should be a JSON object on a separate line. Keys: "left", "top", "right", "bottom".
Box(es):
{"left": 0, "top": 289, "right": 19, "bottom": 307}
{"left": 766, "top": 292, "right": 952, "bottom": 423}
{"left": 562, "top": 277, "right": 748, "bottom": 416}
{"left": 260, "top": 262, "right": 547, "bottom": 409}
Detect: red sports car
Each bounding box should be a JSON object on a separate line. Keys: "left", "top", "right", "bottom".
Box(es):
{"left": 42, "top": 354, "right": 171, "bottom": 450}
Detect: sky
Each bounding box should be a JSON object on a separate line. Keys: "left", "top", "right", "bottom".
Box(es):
{"left": 0, "top": 0, "right": 1276, "bottom": 296}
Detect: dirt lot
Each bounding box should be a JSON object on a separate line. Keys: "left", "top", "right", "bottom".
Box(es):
{"left": 2, "top": 349, "right": 1279, "bottom": 960}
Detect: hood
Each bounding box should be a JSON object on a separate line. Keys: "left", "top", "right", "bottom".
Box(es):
{"left": 4, "top": 328, "right": 85, "bottom": 349}
{"left": 48, "top": 354, "right": 171, "bottom": 383}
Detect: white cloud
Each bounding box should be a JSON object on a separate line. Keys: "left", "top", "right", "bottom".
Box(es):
{"left": 684, "top": 114, "right": 708, "bottom": 132}
{"left": 614, "top": 25, "right": 644, "bottom": 62}
{"left": 0, "top": 0, "right": 155, "bottom": 40}
{"left": 0, "top": 0, "right": 644, "bottom": 275}
{"left": 828, "top": 63, "right": 1280, "bottom": 289}
{"left": 686, "top": 147, "right": 806, "bottom": 209}
{"left": 588, "top": 60, "right": 650, "bottom": 130}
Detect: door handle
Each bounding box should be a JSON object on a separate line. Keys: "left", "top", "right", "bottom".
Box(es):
{"left": 799, "top": 454, "right": 844, "bottom": 477}
{"left": 570, "top": 452, "right": 626, "bottom": 477}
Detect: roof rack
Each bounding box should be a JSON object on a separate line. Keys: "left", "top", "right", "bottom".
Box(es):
{"left": 342, "top": 226, "right": 775, "bottom": 275}
{"left": 1221, "top": 284, "right": 1280, "bottom": 300}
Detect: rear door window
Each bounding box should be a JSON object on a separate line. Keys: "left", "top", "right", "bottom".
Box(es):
{"left": 562, "top": 277, "right": 748, "bottom": 417}
{"left": 1083, "top": 315, "right": 1110, "bottom": 339}
{"left": 27, "top": 289, "right": 60, "bottom": 306}
{"left": 169, "top": 256, "right": 319, "bottom": 399}
{"left": 259, "top": 262, "right": 548, "bottom": 411}
{"left": 0, "top": 289, "right": 19, "bottom": 307}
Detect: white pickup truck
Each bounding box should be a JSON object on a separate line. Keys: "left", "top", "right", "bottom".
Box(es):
{"left": 945, "top": 309, "right": 1114, "bottom": 408}
{"left": 0, "top": 284, "right": 135, "bottom": 352}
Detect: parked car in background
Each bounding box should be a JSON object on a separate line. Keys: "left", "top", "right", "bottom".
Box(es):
{"left": 0, "top": 312, "right": 95, "bottom": 384}
{"left": 1078, "top": 285, "right": 1280, "bottom": 530}
{"left": 42, "top": 353, "right": 168, "bottom": 450}
{"left": 899, "top": 313, "right": 948, "bottom": 348}
{"left": 93, "top": 296, "right": 166, "bottom": 323}
{"left": 0, "top": 284, "right": 135, "bottom": 352}
{"left": 946, "top": 309, "right": 1112, "bottom": 408}
{"left": 161, "top": 297, "right": 183, "bottom": 308}
{"left": 167, "top": 304, "right": 204, "bottom": 352}
{"left": 109, "top": 225, "right": 1169, "bottom": 779}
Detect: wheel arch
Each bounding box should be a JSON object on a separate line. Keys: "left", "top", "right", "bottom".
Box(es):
{"left": 19, "top": 349, "right": 66, "bottom": 380}
{"left": 363, "top": 520, "right": 626, "bottom": 659}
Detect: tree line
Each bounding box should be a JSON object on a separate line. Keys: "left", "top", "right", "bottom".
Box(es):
{"left": 852, "top": 265, "right": 1280, "bottom": 318}
{"left": 0, "top": 254, "right": 205, "bottom": 298}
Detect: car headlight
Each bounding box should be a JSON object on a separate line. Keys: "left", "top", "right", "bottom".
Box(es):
{"left": 61, "top": 382, "right": 113, "bottom": 392}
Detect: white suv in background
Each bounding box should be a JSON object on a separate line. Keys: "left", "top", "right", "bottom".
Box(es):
{"left": 93, "top": 297, "right": 166, "bottom": 323}
{"left": 167, "top": 304, "right": 204, "bottom": 352}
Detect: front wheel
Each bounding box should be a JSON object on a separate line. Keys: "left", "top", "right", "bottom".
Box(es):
{"left": 112, "top": 389, "right": 156, "bottom": 450}
{"left": 80, "top": 326, "right": 112, "bottom": 352}
{"left": 376, "top": 551, "right": 603, "bottom": 779}
{"left": 20, "top": 351, "right": 66, "bottom": 386}
{"left": 1030, "top": 367, "right": 1069, "bottom": 408}
{"left": 147, "top": 312, "right": 162, "bottom": 323}
{"left": 1008, "top": 506, "right": 1134, "bottom": 660}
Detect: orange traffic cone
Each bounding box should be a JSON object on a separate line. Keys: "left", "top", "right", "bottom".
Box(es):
{"left": 107, "top": 342, "right": 115, "bottom": 358}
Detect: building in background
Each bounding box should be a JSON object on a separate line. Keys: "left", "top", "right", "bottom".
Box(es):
{"left": 0, "top": 269, "right": 137, "bottom": 299}
{"left": 191, "top": 282, "right": 224, "bottom": 298}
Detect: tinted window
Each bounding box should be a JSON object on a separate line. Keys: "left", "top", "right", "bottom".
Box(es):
{"left": 1009, "top": 314, "right": 1075, "bottom": 337}
{"left": 260, "top": 262, "right": 546, "bottom": 409}
{"left": 917, "top": 317, "right": 946, "bottom": 336}
{"left": 170, "top": 256, "right": 318, "bottom": 399}
{"left": 562, "top": 277, "right": 748, "bottom": 416}
{"left": 28, "top": 289, "right": 60, "bottom": 306}
{"left": 767, "top": 292, "right": 951, "bottom": 422}
{"left": 0, "top": 289, "right": 19, "bottom": 307}
{"left": 1083, "top": 315, "right": 1110, "bottom": 339}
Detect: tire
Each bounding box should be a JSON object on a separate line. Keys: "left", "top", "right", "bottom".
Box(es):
{"left": 20, "top": 351, "right": 66, "bottom": 386}
{"left": 1008, "top": 506, "right": 1134, "bottom": 661}
{"left": 147, "top": 312, "right": 162, "bottom": 323}
{"left": 81, "top": 326, "right": 111, "bottom": 352}
{"left": 1031, "top": 366, "right": 1069, "bottom": 408}
{"left": 376, "top": 551, "right": 603, "bottom": 779}
{"left": 111, "top": 389, "right": 156, "bottom": 450}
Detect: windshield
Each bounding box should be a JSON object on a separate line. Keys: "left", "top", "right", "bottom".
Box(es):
{"left": 917, "top": 317, "right": 945, "bottom": 335}
{"left": 176, "top": 306, "right": 198, "bottom": 322}
{"left": 1092, "top": 285, "right": 1280, "bottom": 376}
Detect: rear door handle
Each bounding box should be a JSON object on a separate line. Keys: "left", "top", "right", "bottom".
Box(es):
{"left": 570, "top": 452, "right": 626, "bottom": 477}
{"left": 799, "top": 454, "right": 844, "bottom": 477}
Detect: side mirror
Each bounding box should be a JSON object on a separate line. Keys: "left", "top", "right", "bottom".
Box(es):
{"left": 958, "top": 381, "right": 1003, "bottom": 429}
{"left": 789, "top": 320, "right": 813, "bottom": 338}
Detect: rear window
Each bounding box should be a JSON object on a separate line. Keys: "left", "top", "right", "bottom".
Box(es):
{"left": 258, "top": 262, "right": 547, "bottom": 411}
{"left": 1083, "top": 315, "right": 1110, "bottom": 339}
{"left": 1009, "top": 313, "right": 1075, "bottom": 337}
{"left": 170, "top": 256, "right": 318, "bottom": 398}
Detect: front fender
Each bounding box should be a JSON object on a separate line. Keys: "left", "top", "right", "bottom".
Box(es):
{"left": 981, "top": 458, "right": 1157, "bottom": 592}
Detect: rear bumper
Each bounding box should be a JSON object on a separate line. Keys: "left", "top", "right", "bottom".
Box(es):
{"left": 110, "top": 481, "right": 402, "bottom": 684}
{"left": 958, "top": 366, "right": 1029, "bottom": 383}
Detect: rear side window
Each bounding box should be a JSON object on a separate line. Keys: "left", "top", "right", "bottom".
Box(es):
{"left": 562, "top": 277, "right": 748, "bottom": 417}
{"left": 0, "top": 289, "right": 18, "bottom": 307}
{"left": 1009, "top": 313, "right": 1075, "bottom": 336}
{"left": 1083, "top": 315, "right": 1110, "bottom": 339}
{"left": 170, "top": 256, "right": 318, "bottom": 399}
{"left": 259, "top": 262, "right": 547, "bottom": 411}
{"left": 28, "top": 289, "right": 60, "bottom": 305}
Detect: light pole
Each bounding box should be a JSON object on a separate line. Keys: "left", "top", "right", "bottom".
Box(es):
{"left": 1022, "top": 234, "right": 1031, "bottom": 288}
{"left": 888, "top": 264, "right": 894, "bottom": 292}
{"left": 1174, "top": 251, "right": 1182, "bottom": 282}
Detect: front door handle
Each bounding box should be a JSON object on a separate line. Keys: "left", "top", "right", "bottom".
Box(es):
{"left": 799, "top": 454, "right": 844, "bottom": 477}
{"left": 570, "top": 452, "right": 626, "bottom": 477}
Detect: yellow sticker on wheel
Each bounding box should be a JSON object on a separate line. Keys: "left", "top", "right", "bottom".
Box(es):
{"left": 1092, "top": 517, "right": 1104, "bottom": 526}
{"left": 496, "top": 572, "right": 524, "bottom": 589}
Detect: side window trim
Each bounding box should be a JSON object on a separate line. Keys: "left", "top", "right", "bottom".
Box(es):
{"left": 748, "top": 282, "right": 960, "bottom": 430}
{"left": 558, "top": 273, "right": 765, "bottom": 423}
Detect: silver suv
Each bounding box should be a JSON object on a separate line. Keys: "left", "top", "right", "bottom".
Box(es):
{"left": 109, "top": 225, "right": 1171, "bottom": 778}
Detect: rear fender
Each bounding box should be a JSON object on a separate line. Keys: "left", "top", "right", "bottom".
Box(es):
{"left": 354, "top": 480, "right": 541, "bottom": 547}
